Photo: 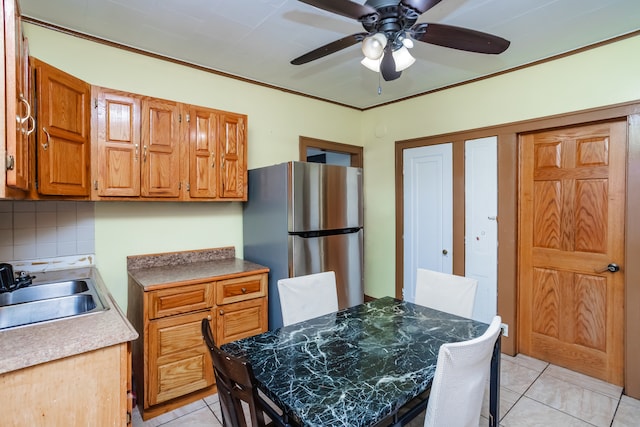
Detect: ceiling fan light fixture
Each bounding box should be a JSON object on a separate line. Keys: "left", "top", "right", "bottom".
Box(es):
{"left": 392, "top": 46, "right": 415, "bottom": 72}
{"left": 361, "top": 56, "right": 381, "bottom": 72}
{"left": 361, "top": 32, "right": 387, "bottom": 60}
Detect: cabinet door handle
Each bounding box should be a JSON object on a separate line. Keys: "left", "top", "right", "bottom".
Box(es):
{"left": 134, "top": 144, "right": 139, "bottom": 160}
{"left": 25, "top": 115, "right": 35, "bottom": 136}
{"left": 42, "top": 127, "right": 51, "bottom": 150}
{"left": 211, "top": 152, "right": 215, "bottom": 168}
{"left": 17, "top": 94, "right": 30, "bottom": 123}
{"left": 241, "top": 287, "right": 247, "bottom": 293}
{"left": 143, "top": 145, "right": 147, "bottom": 162}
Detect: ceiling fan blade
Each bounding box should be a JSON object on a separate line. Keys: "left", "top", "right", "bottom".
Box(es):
{"left": 291, "top": 33, "right": 367, "bottom": 65}
{"left": 380, "top": 44, "right": 402, "bottom": 81}
{"left": 401, "top": 0, "right": 443, "bottom": 14}
{"left": 413, "top": 23, "right": 510, "bottom": 54}
{"left": 298, "top": 0, "right": 377, "bottom": 20}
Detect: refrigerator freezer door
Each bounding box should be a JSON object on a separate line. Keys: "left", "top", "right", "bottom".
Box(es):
{"left": 290, "top": 229, "right": 364, "bottom": 310}
{"left": 289, "top": 162, "right": 363, "bottom": 232}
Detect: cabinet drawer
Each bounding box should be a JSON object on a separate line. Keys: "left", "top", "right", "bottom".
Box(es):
{"left": 216, "top": 298, "right": 268, "bottom": 345}
{"left": 148, "top": 311, "right": 215, "bottom": 405}
{"left": 215, "top": 273, "right": 266, "bottom": 305}
{"left": 148, "top": 282, "right": 213, "bottom": 319}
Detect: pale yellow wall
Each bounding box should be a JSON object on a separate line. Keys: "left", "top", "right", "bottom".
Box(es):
{"left": 22, "top": 23, "right": 640, "bottom": 309}
{"left": 23, "top": 24, "right": 362, "bottom": 308}
{"left": 361, "top": 34, "right": 640, "bottom": 298}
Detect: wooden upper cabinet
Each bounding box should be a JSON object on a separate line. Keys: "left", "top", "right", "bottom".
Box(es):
{"left": 32, "top": 58, "right": 90, "bottom": 196}
{"left": 141, "top": 98, "right": 181, "bottom": 198}
{"left": 188, "top": 106, "right": 218, "bottom": 199}
{"left": 94, "top": 88, "right": 141, "bottom": 197}
{"left": 4, "top": 0, "right": 32, "bottom": 192}
{"left": 219, "top": 112, "right": 247, "bottom": 200}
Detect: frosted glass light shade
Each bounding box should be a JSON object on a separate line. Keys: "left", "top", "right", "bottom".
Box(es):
{"left": 361, "top": 33, "right": 387, "bottom": 60}
{"left": 393, "top": 46, "right": 415, "bottom": 71}
{"left": 361, "top": 56, "right": 381, "bottom": 72}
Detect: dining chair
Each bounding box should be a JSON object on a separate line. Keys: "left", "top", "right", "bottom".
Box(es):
{"left": 414, "top": 268, "right": 478, "bottom": 318}
{"left": 201, "top": 319, "right": 291, "bottom": 427}
{"left": 277, "top": 271, "right": 339, "bottom": 326}
{"left": 423, "top": 315, "right": 502, "bottom": 427}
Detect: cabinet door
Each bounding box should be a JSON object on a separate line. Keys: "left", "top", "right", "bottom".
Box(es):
{"left": 95, "top": 88, "right": 141, "bottom": 196}
{"left": 216, "top": 298, "right": 267, "bottom": 345}
{"left": 147, "top": 311, "right": 215, "bottom": 405}
{"left": 33, "top": 58, "right": 91, "bottom": 196}
{"left": 140, "top": 98, "right": 180, "bottom": 198}
{"left": 218, "top": 112, "right": 247, "bottom": 200}
{"left": 188, "top": 106, "right": 218, "bottom": 198}
{"left": 4, "top": 0, "right": 32, "bottom": 191}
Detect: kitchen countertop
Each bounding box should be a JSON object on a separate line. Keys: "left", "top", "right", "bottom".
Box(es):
{"left": 0, "top": 267, "right": 138, "bottom": 375}
{"left": 127, "top": 247, "right": 269, "bottom": 290}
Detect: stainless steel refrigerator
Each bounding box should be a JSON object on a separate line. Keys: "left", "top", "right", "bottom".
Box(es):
{"left": 243, "top": 161, "right": 364, "bottom": 329}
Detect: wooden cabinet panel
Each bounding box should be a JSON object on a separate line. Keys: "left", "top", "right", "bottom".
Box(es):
{"left": 32, "top": 58, "right": 90, "bottom": 196}
{"left": 216, "top": 273, "right": 266, "bottom": 305}
{"left": 95, "top": 88, "right": 141, "bottom": 196}
{"left": 3, "top": 0, "right": 32, "bottom": 193}
{"left": 216, "top": 297, "right": 267, "bottom": 345}
{"left": 148, "top": 311, "right": 215, "bottom": 405}
{"left": 0, "top": 344, "right": 129, "bottom": 425}
{"left": 149, "top": 282, "right": 213, "bottom": 319}
{"left": 141, "top": 98, "right": 181, "bottom": 198}
{"left": 219, "top": 112, "right": 247, "bottom": 200}
{"left": 188, "top": 106, "right": 218, "bottom": 198}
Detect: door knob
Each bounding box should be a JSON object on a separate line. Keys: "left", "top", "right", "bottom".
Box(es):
{"left": 596, "top": 263, "right": 620, "bottom": 273}
{"left": 442, "top": 249, "right": 448, "bottom": 255}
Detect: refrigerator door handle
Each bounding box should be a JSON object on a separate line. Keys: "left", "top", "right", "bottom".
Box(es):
{"left": 290, "top": 227, "right": 362, "bottom": 238}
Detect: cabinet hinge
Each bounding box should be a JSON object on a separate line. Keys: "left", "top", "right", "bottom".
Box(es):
{"left": 178, "top": 182, "right": 181, "bottom": 190}
{"left": 186, "top": 183, "right": 190, "bottom": 191}
{"left": 94, "top": 98, "right": 98, "bottom": 109}
{"left": 186, "top": 114, "right": 190, "bottom": 123}
{"left": 178, "top": 113, "right": 182, "bottom": 123}
{"left": 5, "top": 154, "right": 15, "bottom": 171}
{"left": 94, "top": 180, "right": 98, "bottom": 190}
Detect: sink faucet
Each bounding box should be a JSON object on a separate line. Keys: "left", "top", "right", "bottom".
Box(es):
{"left": 0, "top": 264, "right": 34, "bottom": 293}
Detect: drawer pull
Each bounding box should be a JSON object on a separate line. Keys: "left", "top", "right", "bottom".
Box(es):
{"left": 241, "top": 287, "right": 247, "bottom": 293}
{"left": 219, "top": 309, "right": 224, "bottom": 315}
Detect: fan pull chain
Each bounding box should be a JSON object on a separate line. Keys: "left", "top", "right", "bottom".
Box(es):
{"left": 378, "top": 72, "right": 382, "bottom": 95}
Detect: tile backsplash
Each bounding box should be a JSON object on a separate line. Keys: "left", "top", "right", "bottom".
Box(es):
{"left": 0, "top": 200, "right": 95, "bottom": 262}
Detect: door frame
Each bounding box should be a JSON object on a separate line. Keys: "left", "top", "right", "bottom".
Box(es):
{"left": 299, "top": 136, "right": 363, "bottom": 168}
{"left": 395, "top": 100, "right": 640, "bottom": 397}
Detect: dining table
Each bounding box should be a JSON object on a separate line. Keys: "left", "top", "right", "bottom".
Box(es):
{"left": 221, "top": 296, "right": 500, "bottom": 427}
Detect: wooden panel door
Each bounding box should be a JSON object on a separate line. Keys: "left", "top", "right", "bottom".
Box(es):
{"left": 147, "top": 311, "right": 215, "bottom": 405}
{"left": 519, "top": 121, "right": 626, "bottom": 385}
{"left": 218, "top": 112, "right": 246, "bottom": 200}
{"left": 188, "top": 106, "right": 218, "bottom": 198}
{"left": 95, "top": 88, "right": 141, "bottom": 196}
{"left": 141, "top": 98, "right": 180, "bottom": 198}
{"left": 4, "top": 0, "right": 32, "bottom": 191}
{"left": 33, "top": 58, "right": 91, "bottom": 196}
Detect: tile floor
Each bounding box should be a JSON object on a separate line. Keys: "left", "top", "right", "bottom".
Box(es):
{"left": 132, "top": 354, "right": 640, "bottom": 427}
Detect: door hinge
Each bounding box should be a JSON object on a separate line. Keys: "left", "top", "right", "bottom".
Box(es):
{"left": 5, "top": 154, "right": 15, "bottom": 170}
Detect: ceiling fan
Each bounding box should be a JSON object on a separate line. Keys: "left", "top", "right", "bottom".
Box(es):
{"left": 291, "top": 0, "right": 510, "bottom": 81}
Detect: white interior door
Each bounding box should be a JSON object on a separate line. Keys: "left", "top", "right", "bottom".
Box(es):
{"left": 465, "top": 137, "right": 498, "bottom": 323}
{"left": 403, "top": 144, "right": 453, "bottom": 301}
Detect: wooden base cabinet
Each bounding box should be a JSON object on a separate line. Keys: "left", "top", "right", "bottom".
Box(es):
{"left": 0, "top": 343, "right": 132, "bottom": 426}
{"left": 128, "top": 272, "right": 268, "bottom": 420}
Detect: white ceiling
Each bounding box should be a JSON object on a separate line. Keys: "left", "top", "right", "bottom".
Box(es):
{"left": 18, "top": 0, "right": 640, "bottom": 109}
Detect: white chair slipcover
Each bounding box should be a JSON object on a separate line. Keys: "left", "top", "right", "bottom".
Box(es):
{"left": 414, "top": 268, "right": 478, "bottom": 318}
{"left": 424, "top": 315, "right": 502, "bottom": 427}
{"left": 277, "top": 271, "right": 339, "bottom": 326}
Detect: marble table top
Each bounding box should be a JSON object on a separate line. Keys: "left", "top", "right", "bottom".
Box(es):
{"left": 222, "top": 296, "right": 490, "bottom": 427}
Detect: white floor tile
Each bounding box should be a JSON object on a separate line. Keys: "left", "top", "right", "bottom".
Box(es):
{"left": 525, "top": 371, "right": 618, "bottom": 427}
{"left": 543, "top": 364, "right": 623, "bottom": 399}
{"left": 160, "top": 406, "right": 221, "bottom": 427}
{"left": 501, "top": 396, "right": 593, "bottom": 427}
{"left": 612, "top": 395, "right": 640, "bottom": 427}
{"left": 500, "top": 358, "right": 542, "bottom": 395}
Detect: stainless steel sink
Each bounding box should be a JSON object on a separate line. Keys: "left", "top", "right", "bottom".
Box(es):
{"left": 0, "top": 278, "right": 108, "bottom": 330}
{"left": 0, "top": 280, "right": 89, "bottom": 307}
